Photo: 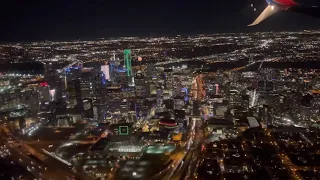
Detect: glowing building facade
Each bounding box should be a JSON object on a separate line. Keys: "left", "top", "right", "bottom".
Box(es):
{"left": 101, "top": 64, "right": 110, "bottom": 80}
{"left": 124, "top": 49, "right": 132, "bottom": 77}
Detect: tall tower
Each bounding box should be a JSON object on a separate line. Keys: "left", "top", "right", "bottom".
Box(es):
{"left": 124, "top": 49, "right": 132, "bottom": 77}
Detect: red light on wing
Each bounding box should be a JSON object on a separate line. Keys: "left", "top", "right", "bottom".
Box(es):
{"left": 274, "top": 0, "right": 298, "bottom": 6}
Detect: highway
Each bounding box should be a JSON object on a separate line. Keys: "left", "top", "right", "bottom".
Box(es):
{"left": 0, "top": 145, "right": 37, "bottom": 180}
{"left": 170, "top": 150, "right": 194, "bottom": 180}
{"left": 170, "top": 125, "right": 204, "bottom": 180}
{"left": 0, "top": 130, "right": 44, "bottom": 179}
{"left": 184, "top": 147, "right": 201, "bottom": 180}
{"left": 155, "top": 119, "right": 204, "bottom": 180}
{"left": 0, "top": 125, "right": 93, "bottom": 180}
{"left": 151, "top": 150, "right": 187, "bottom": 180}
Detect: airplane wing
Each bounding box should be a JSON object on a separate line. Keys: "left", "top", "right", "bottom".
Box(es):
{"left": 248, "top": 5, "right": 280, "bottom": 26}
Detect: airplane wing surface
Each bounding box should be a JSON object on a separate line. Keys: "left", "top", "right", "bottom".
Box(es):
{"left": 248, "top": 5, "right": 280, "bottom": 26}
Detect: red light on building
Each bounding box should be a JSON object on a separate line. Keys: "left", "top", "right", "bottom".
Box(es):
{"left": 201, "top": 144, "right": 205, "bottom": 151}
{"left": 159, "top": 122, "right": 177, "bottom": 126}
{"left": 40, "top": 82, "right": 48, "bottom": 87}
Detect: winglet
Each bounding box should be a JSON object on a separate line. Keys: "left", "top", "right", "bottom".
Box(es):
{"left": 248, "top": 5, "right": 280, "bottom": 26}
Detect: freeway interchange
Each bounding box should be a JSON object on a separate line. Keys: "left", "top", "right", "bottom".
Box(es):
{"left": 0, "top": 125, "right": 92, "bottom": 180}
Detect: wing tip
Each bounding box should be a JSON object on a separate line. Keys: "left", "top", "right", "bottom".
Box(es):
{"left": 247, "top": 5, "right": 278, "bottom": 27}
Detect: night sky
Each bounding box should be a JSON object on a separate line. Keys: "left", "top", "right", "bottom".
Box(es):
{"left": 1, "top": 0, "right": 320, "bottom": 42}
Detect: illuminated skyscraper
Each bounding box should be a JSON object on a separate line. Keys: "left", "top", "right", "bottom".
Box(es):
{"left": 124, "top": 49, "right": 132, "bottom": 77}
{"left": 92, "top": 72, "right": 108, "bottom": 121}
{"left": 134, "top": 71, "right": 148, "bottom": 119}
{"left": 101, "top": 63, "right": 110, "bottom": 81}
{"left": 134, "top": 71, "right": 146, "bottom": 98}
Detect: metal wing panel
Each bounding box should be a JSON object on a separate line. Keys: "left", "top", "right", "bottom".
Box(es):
{"left": 248, "top": 5, "right": 280, "bottom": 26}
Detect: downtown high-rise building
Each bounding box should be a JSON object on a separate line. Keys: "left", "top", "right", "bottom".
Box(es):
{"left": 92, "top": 72, "right": 108, "bottom": 121}
{"left": 134, "top": 71, "right": 146, "bottom": 98}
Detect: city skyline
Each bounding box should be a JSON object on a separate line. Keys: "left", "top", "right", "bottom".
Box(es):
{"left": 0, "top": 1, "right": 320, "bottom": 180}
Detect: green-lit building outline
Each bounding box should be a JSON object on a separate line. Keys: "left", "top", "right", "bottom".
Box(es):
{"left": 119, "top": 126, "right": 129, "bottom": 135}
{"left": 124, "top": 49, "right": 132, "bottom": 77}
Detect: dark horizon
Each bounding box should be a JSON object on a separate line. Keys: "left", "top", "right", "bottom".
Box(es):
{"left": 1, "top": 0, "right": 320, "bottom": 42}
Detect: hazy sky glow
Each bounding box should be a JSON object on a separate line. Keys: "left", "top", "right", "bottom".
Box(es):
{"left": 0, "top": 0, "right": 320, "bottom": 41}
